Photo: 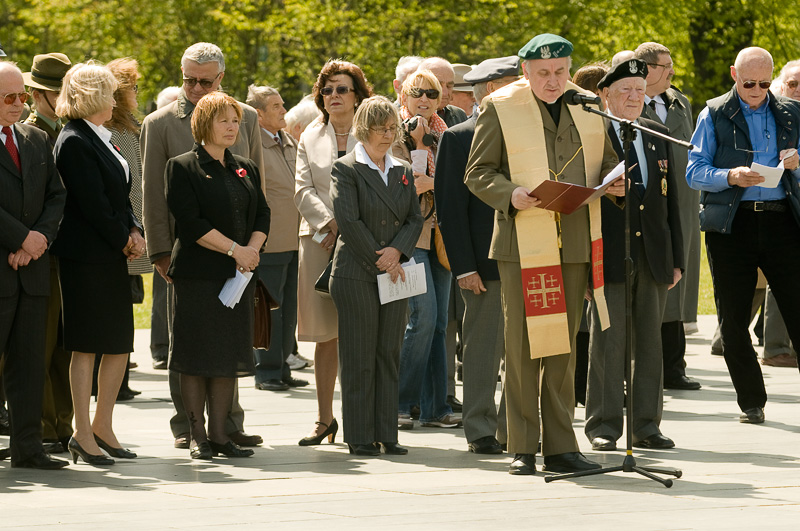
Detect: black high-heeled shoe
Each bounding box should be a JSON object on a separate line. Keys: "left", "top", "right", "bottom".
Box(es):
{"left": 68, "top": 437, "right": 114, "bottom": 465}
{"left": 379, "top": 442, "right": 408, "bottom": 455}
{"left": 94, "top": 434, "right": 137, "bottom": 459}
{"left": 298, "top": 418, "right": 338, "bottom": 446}
{"left": 208, "top": 440, "right": 254, "bottom": 457}
{"left": 190, "top": 441, "right": 213, "bottom": 460}
{"left": 348, "top": 443, "right": 380, "bottom": 456}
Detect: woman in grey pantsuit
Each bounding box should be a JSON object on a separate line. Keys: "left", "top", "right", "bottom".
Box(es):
{"left": 329, "top": 96, "right": 423, "bottom": 456}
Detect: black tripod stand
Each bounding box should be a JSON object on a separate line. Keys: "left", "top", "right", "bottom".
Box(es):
{"left": 545, "top": 103, "right": 693, "bottom": 488}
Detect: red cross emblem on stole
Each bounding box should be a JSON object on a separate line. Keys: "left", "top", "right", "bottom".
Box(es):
{"left": 521, "top": 265, "right": 567, "bottom": 317}
{"left": 591, "top": 239, "right": 605, "bottom": 289}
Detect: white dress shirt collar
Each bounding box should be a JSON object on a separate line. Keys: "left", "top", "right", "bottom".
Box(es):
{"left": 354, "top": 142, "right": 396, "bottom": 186}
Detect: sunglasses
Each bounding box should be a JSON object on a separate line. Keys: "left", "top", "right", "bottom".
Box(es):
{"left": 183, "top": 72, "right": 222, "bottom": 89}
{"left": 742, "top": 80, "right": 771, "bottom": 90}
{"left": 407, "top": 87, "right": 440, "bottom": 100}
{"left": 785, "top": 80, "right": 799, "bottom": 90}
{"left": 320, "top": 85, "right": 353, "bottom": 96}
{"left": 3, "top": 92, "right": 29, "bottom": 105}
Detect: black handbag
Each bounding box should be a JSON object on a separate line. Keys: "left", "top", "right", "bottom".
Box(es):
{"left": 314, "top": 238, "right": 337, "bottom": 299}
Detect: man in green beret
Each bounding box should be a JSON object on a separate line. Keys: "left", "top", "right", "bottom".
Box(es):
{"left": 465, "top": 33, "right": 622, "bottom": 475}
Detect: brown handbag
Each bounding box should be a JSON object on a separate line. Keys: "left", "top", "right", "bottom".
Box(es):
{"left": 253, "top": 279, "right": 279, "bottom": 349}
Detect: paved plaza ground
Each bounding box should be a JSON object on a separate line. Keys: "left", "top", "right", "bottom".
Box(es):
{"left": 2, "top": 314, "right": 800, "bottom": 530}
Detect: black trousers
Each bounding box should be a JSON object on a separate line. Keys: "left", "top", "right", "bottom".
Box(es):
{"left": 706, "top": 207, "right": 800, "bottom": 411}
{"left": 0, "top": 281, "right": 47, "bottom": 462}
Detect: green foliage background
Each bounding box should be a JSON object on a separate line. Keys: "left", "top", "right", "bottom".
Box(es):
{"left": 3, "top": 0, "right": 800, "bottom": 115}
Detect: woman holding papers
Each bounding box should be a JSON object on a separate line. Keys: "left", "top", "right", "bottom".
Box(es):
{"left": 295, "top": 60, "right": 371, "bottom": 446}
{"left": 165, "top": 92, "right": 269, "bottom": 460}
{"left": 52, "top": 63, "right": 144, "bottom": 465}
{"left": 329, "top": 96, "right": 423, "bottom": 456}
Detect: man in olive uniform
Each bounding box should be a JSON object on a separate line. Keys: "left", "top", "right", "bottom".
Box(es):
{"left": 465, "top": 34, "right": 622, "bottom": 475}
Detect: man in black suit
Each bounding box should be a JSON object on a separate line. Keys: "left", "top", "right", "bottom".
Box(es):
{"left": 0, "top": 62, "right": 67, "bottom": 468}
{"left": 435, "top": 56, "right": 519, "bottom": 455}
{"left": 584, "top": 59, "right": 683, "bottom": 452}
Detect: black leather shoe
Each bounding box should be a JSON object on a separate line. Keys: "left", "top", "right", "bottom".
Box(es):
{"left": 664, "top": 375, "right": 701, "bottom": 390}
{"left": 379, "top": 442, "right": 408, "bottom": 455}
{"left": 190, "top": 441, "right": 213, "bottom": 460}
{"left": 0, "top": 447, "right": 10, "bottom": 460}
{"left": 509, "top": 453, "right": 536, "bottom": 475}
{"left": 591, "top": 435, "right": 617, "bottom": 451}
{"left": 209, "top": 440, "right": 254, "bottom": 457}
{"left": 174, "top": 433, "right": 190, "bottom": 449}
{"left": 67, "top": 438, "right": 114, "bottom": 466}
{"left": 348, "top": 443, "right": 380, "bottom": 456}
{"left": 410, "top": 405, "right": 420, "bottom": 420}
{"left": 116, "top": 388, "right": 137, "bottom": 401}
{"left": 255, "top": 379, "right": 290, "bottom": 391}
{"left": 543, "top": 452, "right": 600, "bottom": 473}
{"left": 282, "top": 376, "right": 309, "bottom": 388}
{"left": 11, "top": 451, "right": 68, "bottom": 469}
{"left": 446, "top": 395, "right": 463, "bottom": 412}
{"left": 633, "top": 433, "right": 675, "bottom": 449}
{"left": 468, "top": 436, "right": 503, "bottom": 454}
{"left": 42, "top": 440, "right": 64, "bottom": 454}
{"left": 94, "top": 434, "right": 137, "bottom": 458}
{"left": 228, "top": 431, "right": 263, "bottom": 447}
{"left": 740, "top": 407, "right": 765, "bottom": 424}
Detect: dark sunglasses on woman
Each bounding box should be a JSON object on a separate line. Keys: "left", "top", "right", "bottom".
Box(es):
{"left": 407, "top": 87, "right": 440, "bottom": 100}
{"left": 320, "top": 86, "right": 353, "bottom": 96}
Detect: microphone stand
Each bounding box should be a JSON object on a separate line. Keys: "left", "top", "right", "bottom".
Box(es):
{"left": 544, "top": 102, "right": 693, "bottom": 488}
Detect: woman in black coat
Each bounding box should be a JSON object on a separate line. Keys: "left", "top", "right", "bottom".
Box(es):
{"left": 52, "top": 62, "right": 145, "bottom": 466}
{"left": 166, "top": 92, "right": 270, "bottom": 460}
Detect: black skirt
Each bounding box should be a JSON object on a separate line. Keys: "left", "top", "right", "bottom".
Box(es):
{"left": 58, "top": 257, "right": 134, "bottom": 354}
{"left": 169, "top": 276, "right": 256, "bottom": 378}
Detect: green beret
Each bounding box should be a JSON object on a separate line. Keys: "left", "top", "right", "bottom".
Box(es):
{"left": 518, "top": 34, "right": 573, "bottom": 60}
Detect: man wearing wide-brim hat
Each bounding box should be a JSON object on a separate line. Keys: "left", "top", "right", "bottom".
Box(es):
{"left": 465, "top": 33, "right": 623, "bottom": 475}
{"left": 23, "top": 53, "right": 72, "bottom": 145}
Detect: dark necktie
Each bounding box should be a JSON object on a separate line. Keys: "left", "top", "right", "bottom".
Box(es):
{"left": 626, "top": 140, "right": 644, "bottom": 196}
{"left": 648, "top": 100, "right": 657, "bottom": 112}
{"left": 2, "top": 126, "right": 21, "bottom": 172}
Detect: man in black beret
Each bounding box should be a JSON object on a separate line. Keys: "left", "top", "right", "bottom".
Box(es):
{"left": 435, "top": 56, "right": 519, "bottom": 455}
{"left": 585, "top": 59, "right": 683, "bottom": 452}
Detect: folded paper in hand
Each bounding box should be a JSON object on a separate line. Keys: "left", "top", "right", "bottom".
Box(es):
{"left": 219, "top": 270, "right": 253, "bottom": 308}
{"left": 751, "top": 160, "right": 785, "bottom": 189}
{"left": 377, "top": 259, "right": 427, "bottom": 304}
{"left": 528, "top": 161, "right": 626, "bottom": 215}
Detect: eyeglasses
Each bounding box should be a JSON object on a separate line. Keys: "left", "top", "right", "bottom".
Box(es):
{"left": 785, "top": 80, "right": 799, "bottom": 90}
{"left": 320, "top": 85, "right": 354, "bottom": 96}
{"left": 182, "top": 72, "right": 222, "bottom": 89}
{"left": 3, "top": 92, "right": 28, "bottom": 105}
{"left": 370, "top": 126, "right": 397, "bottom": 136}
{"left": 133, "top": 84, "right": 139, "bottom": 93}
{"left": 742, "top": 80, "right": 771, "bottom": 90}
{"left": 407, "top": 87, "right": 440, "bottom": 100}
{"left": 647, "top": 62, "right": 674, "bottom": 70}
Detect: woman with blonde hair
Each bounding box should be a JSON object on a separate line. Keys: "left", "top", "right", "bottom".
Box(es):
{"left": 52, "top": 62, "right": 145, "bottom": 465}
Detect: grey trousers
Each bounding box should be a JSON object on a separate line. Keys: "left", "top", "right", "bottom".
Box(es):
{"left": 460, "top": 280, "right": 506, "bottom": 444}
{"left": 585, "top": 254, "right": 668, "bottom": 443}
{"left": 763, "top": 286, "right": 796, "bottom": 359}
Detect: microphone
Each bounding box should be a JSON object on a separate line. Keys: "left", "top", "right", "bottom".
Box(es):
{"left": 563, "top": 89, "right": 601, "bottom": 107}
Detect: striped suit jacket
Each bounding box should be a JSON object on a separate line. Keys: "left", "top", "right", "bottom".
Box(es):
{"left": 0, "top": 123, "right": 66, "bottom": 297}
{"left": 330, "top": 151, "right": 423, "bottom": 283}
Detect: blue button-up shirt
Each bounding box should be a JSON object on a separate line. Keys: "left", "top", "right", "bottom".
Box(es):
{"left": 686, "top": 93, "right": 800, "bottom": 200}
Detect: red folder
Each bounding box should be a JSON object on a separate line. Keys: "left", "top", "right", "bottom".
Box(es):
{"left": 529, "top": 174, "right": 624, "bottom": 215}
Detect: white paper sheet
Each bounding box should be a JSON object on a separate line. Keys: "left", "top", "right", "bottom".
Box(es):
{"left": 218, "top": 270, "right": 253, "bottom": 308}
{"left": 377, "top": 261, "right": 426, "bottom": 304}
{"left": 751, "top": 161, "right": 785, "bottom": 188}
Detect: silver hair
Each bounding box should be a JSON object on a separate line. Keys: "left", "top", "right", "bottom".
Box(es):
{"left": 395, "top": 56, "right": 423, "bottom": 83}
{"left": 418, "top": 56, "right": 454, "bottom": 76}
{"left": 777, "top": 59, "right": 800, "bottom": 81}
{"left": 156, "top": 86, "right": 181, "bottom": 109}
{"left": 246, "top": 84, "right": 280, "bottom": 110}
{"left": 472, "top": 81, "right": 490, "bottom": 104}
{"left": 181, "top": 42, "right": 225, "bottom": 72}
{"left": 285, "top": 95, "right": 321, "bottom": 135}
{"left": 611, "top": 50, "right": 635, "bottom": 67}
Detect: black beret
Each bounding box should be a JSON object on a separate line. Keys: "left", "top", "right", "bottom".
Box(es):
{"left": 463, "top": 56, "right": 520, "bottom": 85}
{"left": 597, "top": 59, "right": 648, "bottom": 90}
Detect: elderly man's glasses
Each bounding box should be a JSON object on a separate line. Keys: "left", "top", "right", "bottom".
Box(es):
{"left": 3, "top": 92, "right": 28, "bottom": 105}
{"left": 407, "top": 87, "right": 440, "bottom": 100}
{"left": 647, "top": 62, "right": 673, "bottom": 70}
{"left": 785, "top": 80, "right": 799, "bottom": 90}
{"left": 742, "top": 80, "right": 771, "bottom": 90}
{"left": 183, "top": 72, "right": 222, "bottom": 89}
{"left": 320, "top": 86, "right": 354, "bottom": 96}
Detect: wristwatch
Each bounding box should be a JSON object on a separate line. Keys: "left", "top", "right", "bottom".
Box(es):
{"left": 227, "top": 242, "right": 237, "bottom": 256}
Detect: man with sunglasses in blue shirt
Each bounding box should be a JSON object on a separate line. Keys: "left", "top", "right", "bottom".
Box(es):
{"left": 687, "top": 46, "right": 800, "bottom": 425}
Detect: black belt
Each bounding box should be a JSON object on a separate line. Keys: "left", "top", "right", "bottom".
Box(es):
{"left": 739, "top": 200, "right": 789, "bottom": 212}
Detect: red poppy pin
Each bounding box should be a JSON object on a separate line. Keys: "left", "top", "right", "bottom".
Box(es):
{"left": 236, "top": 168, "right": 248, "bottom": 178}
{"left": 401, "top": 174, "right": 408, "bottom": 186}
{"left": 113, "top": 144, "right": 121, "bottom": 153}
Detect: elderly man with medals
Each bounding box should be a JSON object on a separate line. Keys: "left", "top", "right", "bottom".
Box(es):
{"left": 465, "top": 34, "right": 623, "bottom": 475}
